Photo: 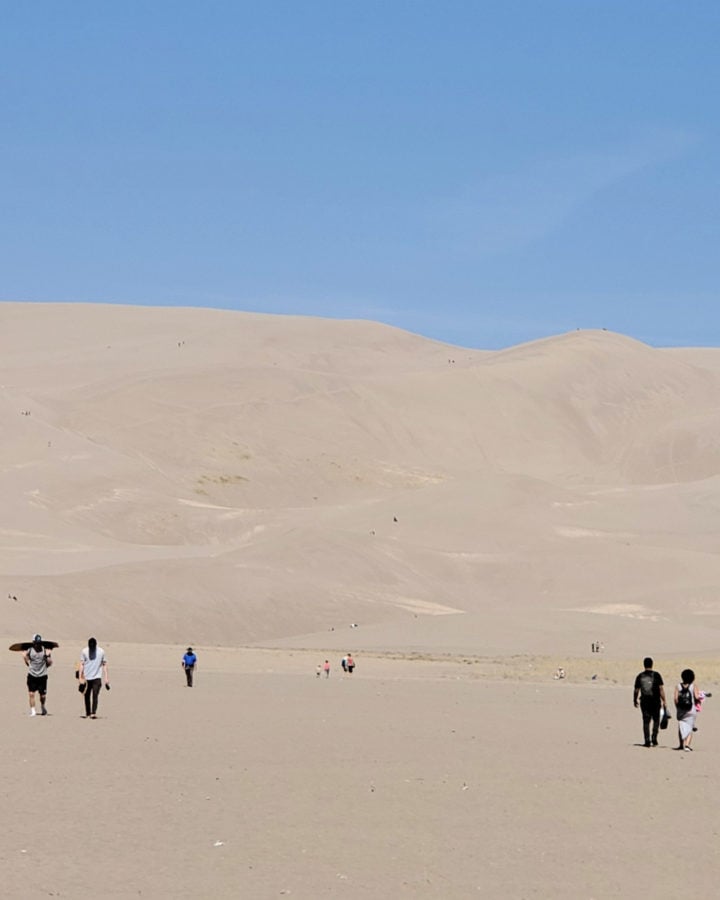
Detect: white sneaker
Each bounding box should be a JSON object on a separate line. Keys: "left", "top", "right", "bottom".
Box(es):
{"left": 30, "top": 709, "right": 36, "bottom": 717}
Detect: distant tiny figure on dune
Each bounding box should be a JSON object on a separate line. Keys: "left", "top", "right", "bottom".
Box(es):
{"left": 346, "top": 654, "right": 355, "bottom": 675}
{"left": 341, "top": 656, "right": 348, "bottom": 673}
{"left": 316, "top": 664, "right": 322, "bottom": 678}
{"left": 554, "top": 667, "right": 566, "bottom": 680}
{"left": 323, "top": 660, "right": 331, "bottom": 678}
{"left": 182, "top": 647, "right": 197, "bottom": 687}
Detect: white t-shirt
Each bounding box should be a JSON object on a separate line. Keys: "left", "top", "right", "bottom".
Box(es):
{"left": 81, "top": 647, "right": 106, "bottom": 680}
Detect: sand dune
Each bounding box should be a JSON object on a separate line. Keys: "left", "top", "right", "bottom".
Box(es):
{"left": 2, "top": 302, "right": 720, "bottom": 654}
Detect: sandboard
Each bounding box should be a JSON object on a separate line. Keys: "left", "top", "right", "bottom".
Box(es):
{"left": 9, "top": 641, "right": 59, "bottom": 652}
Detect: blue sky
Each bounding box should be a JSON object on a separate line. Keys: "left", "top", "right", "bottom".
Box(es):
{"left": 1, "top": 1, "right": 718, "bottom": 349}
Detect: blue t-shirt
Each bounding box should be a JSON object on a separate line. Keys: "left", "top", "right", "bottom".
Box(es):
{"left": 183, "top": 653, "right": 197, "bottom": 667}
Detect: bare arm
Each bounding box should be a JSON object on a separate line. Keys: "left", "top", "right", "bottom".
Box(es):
{"left": 22, "top": 651, "right": 30, "bottom": 668}
{"left": 103, "top": 660, "right": 110, "bottom": 687}
{"left": 660, "top": 684, "right": 666, "bottom": 705}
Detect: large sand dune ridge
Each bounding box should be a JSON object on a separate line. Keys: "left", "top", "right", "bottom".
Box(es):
{"left": 1, "top": 302, "right": 720, "bottom": 655}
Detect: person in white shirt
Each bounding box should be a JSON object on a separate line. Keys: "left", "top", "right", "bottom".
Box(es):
{"left": 79, "top": 637, "right": 110, "bottom": 719}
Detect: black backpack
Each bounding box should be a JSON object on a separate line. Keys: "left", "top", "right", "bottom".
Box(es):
{"left": 677, "top": 685, "right": 694, "bottom": 712}
{"left": 638, "top": 672, "right": 656, "bottom": 697}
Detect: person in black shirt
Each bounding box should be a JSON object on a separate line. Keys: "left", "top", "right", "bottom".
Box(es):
{"left": 633, "top": 657, "right": 666, "bottom": 747}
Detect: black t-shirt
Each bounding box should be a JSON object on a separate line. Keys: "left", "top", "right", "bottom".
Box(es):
{"left": 634, "top": 670, "right": 663, "bottom": 703}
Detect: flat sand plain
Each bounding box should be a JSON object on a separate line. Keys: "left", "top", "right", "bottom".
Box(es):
{"left": 2, "top": 303, "right": 720, "bottom": 898}
{"left": 2, "top": 642, "right": 719, "bottom": 900}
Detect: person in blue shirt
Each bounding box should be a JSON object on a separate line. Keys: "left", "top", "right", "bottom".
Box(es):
{"left": 182, "top": 647, "right": 197, "bottom": 687}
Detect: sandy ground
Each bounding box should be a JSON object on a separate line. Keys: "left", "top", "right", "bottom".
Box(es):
{"left": 1, "top": 642, "right": 718, "bottom": 900}
{"left": 2, "top": 303, "right": 720, "bottom": 898}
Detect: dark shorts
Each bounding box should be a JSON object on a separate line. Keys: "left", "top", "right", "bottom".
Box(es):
{"left": 27, "top": 674, "right": 48, "bottom": 694}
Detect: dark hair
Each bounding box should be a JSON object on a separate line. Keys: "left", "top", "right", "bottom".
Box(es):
{"left": 88, "top": 637, "right": 97, "bottom": 660}
{"left": 681, "top": 668, "right": 695, "bottom": 684}
{"left": 643, "top": 657, "right": 653, "bottom": 668}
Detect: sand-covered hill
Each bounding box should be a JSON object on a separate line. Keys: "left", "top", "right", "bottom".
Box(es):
{"left": 2, "top": 302, "right": 720, "bottom": 653}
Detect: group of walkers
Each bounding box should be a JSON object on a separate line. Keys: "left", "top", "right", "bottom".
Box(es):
{"left": 20, "top": 635, "right": 199, "bottom": 717}
{"left": 23, "top": 634, "right": 110, "bottom": 719}
{"left": 21, "top": 637, "right": 710, "bottom": 750}
{"left": 316, "top": 654, "right": 356, "bottom": 677}
{"left": 633, "top": 657, "right": 710, "bottom": 751}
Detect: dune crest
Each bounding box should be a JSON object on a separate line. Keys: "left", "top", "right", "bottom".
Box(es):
{"left": 1, "top": 302, "right": 720, "bottom": 650}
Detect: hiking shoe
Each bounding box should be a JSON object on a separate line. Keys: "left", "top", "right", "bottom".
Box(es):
{"left": 40, "top": 706, "right": 47, "bottom": 716}
{"left": 29, "top": 709, "right": 36, "bottom": 717}
{"left": 684, "top": 746, "right": 693, "bottom": 752}
{"left": 644, "top": 741, "right": 651, "bottom": 747}
{"left": 651, "top": 740, "right": 658, "bottom": 746}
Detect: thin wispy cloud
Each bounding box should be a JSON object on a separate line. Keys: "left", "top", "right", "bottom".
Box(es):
{"left": 433, "top": 130, "right": 696, "bottom": 257}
